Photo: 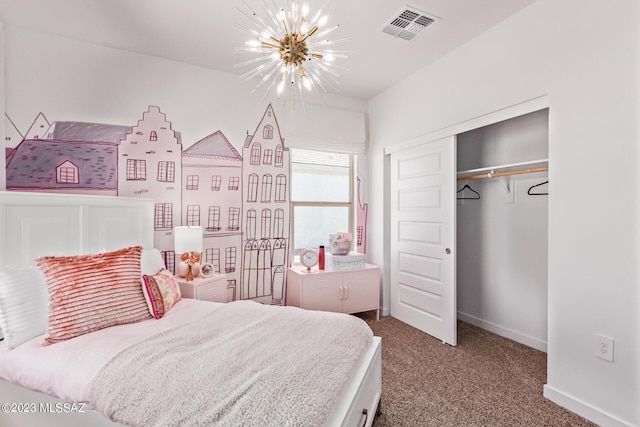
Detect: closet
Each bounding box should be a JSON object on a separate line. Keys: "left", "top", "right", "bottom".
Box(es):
{"left": 456, "top": 109, "right": 549, "bottom": 352}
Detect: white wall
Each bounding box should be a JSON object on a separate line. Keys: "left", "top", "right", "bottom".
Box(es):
{"left": 1, "top": 27, "right": 366, "bottom": 160}
{"left": 368, "top": 1, "right": 639, "bottom": 426}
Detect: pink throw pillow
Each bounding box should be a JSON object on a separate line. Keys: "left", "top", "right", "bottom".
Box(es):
{"left": 37, "top": 246, "right": 151, "bottom": 345}
{"left": 141, "top": 269, "right": 181, "bottom": 319}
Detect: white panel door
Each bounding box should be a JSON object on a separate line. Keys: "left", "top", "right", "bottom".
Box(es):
{"left": 390, "top": 135, "right": 456, "bottom": 345}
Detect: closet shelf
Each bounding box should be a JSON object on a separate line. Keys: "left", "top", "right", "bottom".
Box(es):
{"left": 457, "top": 159, "right": 548, "bottom": 181}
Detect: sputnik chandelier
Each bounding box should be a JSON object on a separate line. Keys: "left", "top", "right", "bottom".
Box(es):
{"left": 234, "top": 0, "right": 350, "bottom": 104}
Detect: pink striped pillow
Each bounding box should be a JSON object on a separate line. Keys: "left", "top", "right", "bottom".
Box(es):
{"left": 37, "top": 246, "right": 151, "bottom": 345}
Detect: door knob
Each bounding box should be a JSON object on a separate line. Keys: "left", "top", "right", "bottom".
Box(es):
{"left": 445, "top": 248, "right": 451, "bottom": 254}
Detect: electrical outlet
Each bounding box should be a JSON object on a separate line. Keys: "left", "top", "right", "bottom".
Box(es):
{"left": 595, "top": 334, "right": 614, "bottom": 362}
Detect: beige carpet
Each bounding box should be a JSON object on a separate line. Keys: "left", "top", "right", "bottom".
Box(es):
{"left": 356, "top": 312, "right": 596, "bottom": 427}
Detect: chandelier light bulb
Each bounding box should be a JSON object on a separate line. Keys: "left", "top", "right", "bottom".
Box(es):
{"left": 302, "top": 75, "right": 312, "bottom": 91}
{"left": 234, "top": 0, "right": 350, "bottom": 105}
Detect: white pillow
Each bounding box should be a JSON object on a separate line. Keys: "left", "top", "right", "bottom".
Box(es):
{"left": 141, "top": 248, "right": 166, "bottom": 276}
{"left": 0, "top": 267, "right": 49, "bottom": 349}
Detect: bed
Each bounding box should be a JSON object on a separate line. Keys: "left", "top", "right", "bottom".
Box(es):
{"left": 0, "top": 191, "right": 381, "bottom": 427}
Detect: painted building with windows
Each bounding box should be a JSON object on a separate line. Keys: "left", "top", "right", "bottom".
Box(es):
{"left": 117, "top": 106, "right": 183, "bottom": 255}
{"left": 181, "top": 130, "right": 243, "bottom": 301}
{"left": 5, "top": 104, "right": 291, "bottom": 304}
{"left": 241, "top": 104, "right": 290, "bottom": 305}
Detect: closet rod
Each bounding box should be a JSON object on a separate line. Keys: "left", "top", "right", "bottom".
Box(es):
{"left": 457, "top": 166, "right": 548, "bottom": 181}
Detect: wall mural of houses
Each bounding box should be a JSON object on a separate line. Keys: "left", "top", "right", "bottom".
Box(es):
{"left": 356, "top": 176, "right": 368, "bottom": 254}
{"left": 3, "top": 104, "right": 291, "bottom": 305}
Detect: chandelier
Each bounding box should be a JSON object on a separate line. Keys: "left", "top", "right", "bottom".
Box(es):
{"left": 234, "top": 1, "right": 350, "bottom": 104}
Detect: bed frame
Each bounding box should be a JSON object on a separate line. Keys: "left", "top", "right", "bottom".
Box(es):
{"left": 0, "top": 191, "right": 381, "bottom": 427}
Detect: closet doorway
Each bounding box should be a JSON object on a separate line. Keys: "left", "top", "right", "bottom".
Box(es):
{"left": 387, "top": 96, "right": 549, "bottom": 351}
{"left": 456, "top": 109, "right": 549, "bottom": 351}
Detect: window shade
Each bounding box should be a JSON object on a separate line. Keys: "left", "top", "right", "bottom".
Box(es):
{"left": 282, "top": 103, "right": 366, "bottom": 154}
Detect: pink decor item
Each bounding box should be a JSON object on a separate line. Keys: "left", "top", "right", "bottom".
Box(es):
{"left": 142, "top": 269, "right": 182, "bottom": 319}
{"left": 36, "top": 246, "right": 151, "bottom": 345}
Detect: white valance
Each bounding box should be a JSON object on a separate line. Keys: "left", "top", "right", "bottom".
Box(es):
{"left": 283, "top": 103, "right": 366, "bottom": 154}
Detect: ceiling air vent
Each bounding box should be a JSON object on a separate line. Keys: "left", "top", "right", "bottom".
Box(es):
{"left": 382, "top": 6, "right": 440, "bottom": 41}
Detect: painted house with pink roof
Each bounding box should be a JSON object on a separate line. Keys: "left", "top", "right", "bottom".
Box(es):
{"left": 182, "top": 130, "right": 243, "bottom": 301}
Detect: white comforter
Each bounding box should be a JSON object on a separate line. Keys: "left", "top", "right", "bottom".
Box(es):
{"left": 0, "top": 299, "right": 374, "bottom": 426}
{"left": 0, "top": 299, "right": 216, "bottom": 403}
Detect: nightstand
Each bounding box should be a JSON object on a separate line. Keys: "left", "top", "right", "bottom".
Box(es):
{"left": 176, "top": 274, "right": 227, "bottom": 303}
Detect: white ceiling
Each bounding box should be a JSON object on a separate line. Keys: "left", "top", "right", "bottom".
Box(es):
{"left": 0, "top": 0, "right": 537, "bottom": 101}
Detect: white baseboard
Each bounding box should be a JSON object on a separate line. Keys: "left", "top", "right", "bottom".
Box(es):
{"left": 543, "top": 384, "right": 634, "bottom": 427}
{"left": 457, "top": 311, "right": 547, "bottom": 352}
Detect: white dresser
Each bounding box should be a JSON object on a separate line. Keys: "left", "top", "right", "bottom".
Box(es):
{"left": 287, "top": 264, "right": 380, "bottom": 320}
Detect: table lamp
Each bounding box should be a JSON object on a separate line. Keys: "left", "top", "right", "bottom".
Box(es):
{"left": 174, "top": 226, "right": 203, "bottom": 281}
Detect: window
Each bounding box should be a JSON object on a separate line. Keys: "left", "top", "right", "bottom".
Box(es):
{"left": 56, "top": 161, "right": 79, "bottom": 184}
{"left": 186, "top": 205, "right": 200, "bottom": 226}
{"left": 290, "top": 148, "right": 354, "bottom": 260}
{"left": 263, "top": 125, "right": 273, "bottom": 139}
{"left": 261, "top": 209, "right": 272, "bottom": 239}
{"left": 225, "top": 247, "right": 237, "bottom": 273}
{"left": 211, "top": 175, "right": 222, "bottom": 191}
{"left": 126, "top": 159, "right": 146, "bottom": 180}
{"left": 250, "top": 142, "right": 261, "bottom": 165}
{"left": 186, "top": 175, "right": 199, "bottom": 190}
{"left": 205, "top": 248, "right": 221, "bottom": 273}
{"left": 247, "top": 174, "right": 258, "bottom": 202}
{"left": 149, "top": 131, "right": 158, "bottom": 141}
{"left": 275, "top": 174, "right": 287, "bottom": 202}
{"left": 228, "top": 207, "right": 240, "bottom": 231}
{"left": 275, "top": 145, "right": 284, "bottom": 167}
{"left": 274, "top": 208, "right": 285, "bottom": 238}
{"left": 158, "top": 161, "right": 175, "bottom": 182}
{"left": 261, "top": 174, "right": 272, "bottom": 202}
{"left": 246, "top": 209, "right": 257, "bottom": 239}
{"left": 228, "top": 177, "right": 240, "bottom": 191}
{"left": 154, "top": 203, "right": 173, "bottom": 230}
{"left": 263, "top": 149, "right": 273, "bottom": 165}
{"left": 162, "top": 251, "right": 175, "bottom": 275}
{"left": 207, "top": 206, "right": 221, "bottom": 231}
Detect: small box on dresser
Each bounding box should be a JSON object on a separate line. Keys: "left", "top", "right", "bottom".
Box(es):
{"left": 175, "top": 274, "right": 227, "bottom": 303}
{"left": 287, "top": 264, "right": 380, "bottom": 320}
{"left": 326, "top": 252, "right": 366, "bottom": 270}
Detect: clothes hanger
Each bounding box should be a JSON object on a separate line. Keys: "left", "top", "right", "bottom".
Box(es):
{"left": 527, "top": 180, "right": 548, "bottom": 196}
{"left": 457, "top": 184, "right": 480, "bottom": 200}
